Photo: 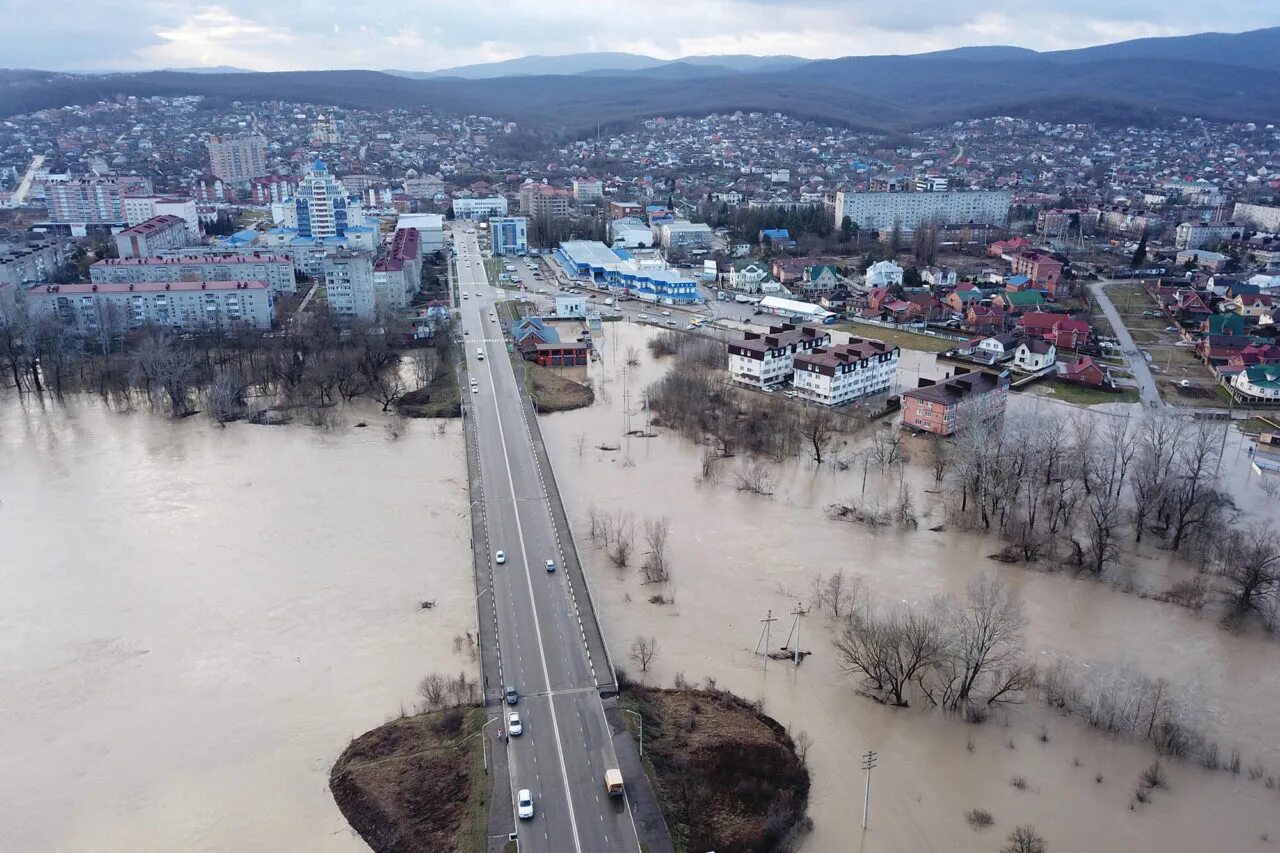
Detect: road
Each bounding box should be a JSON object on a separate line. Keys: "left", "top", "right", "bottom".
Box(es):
{"left": 454, "top": 227, "right": 641, "bottom": 853}
{"left": 12, "top": 154, "right": 44, "bottom": 206}
{"left": 1087, "top": 280, "right": 1163, "bottom": 407}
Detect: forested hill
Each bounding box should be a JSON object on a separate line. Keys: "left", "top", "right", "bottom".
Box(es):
{"left": 4, "top": 28, "right": 1280, "bottom": 132}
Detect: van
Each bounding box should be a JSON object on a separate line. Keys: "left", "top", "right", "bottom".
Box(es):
{"left": 476, "top": 348, "right": 485, "bottom": 360}
{"left": 605, "top": 769, "right": 624, "bottom": 797}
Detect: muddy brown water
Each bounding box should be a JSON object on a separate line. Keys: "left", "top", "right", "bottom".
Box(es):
{"left": 543, "top": 321, "right": 1280, "bottom": 852}
{"left": 0, "top": 398, "right": 475, "bottom": 852}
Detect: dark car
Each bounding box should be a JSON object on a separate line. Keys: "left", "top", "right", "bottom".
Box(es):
{"left": 505, "top": 684, "right": 519, "bottom": 704}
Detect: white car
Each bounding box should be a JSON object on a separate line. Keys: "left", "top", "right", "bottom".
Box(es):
{"left": 494, "top": 550, "right": 506, "bottom": 564}
{"left": 508, "top": 712, "right": 523, "bottom": 736}
{"left": 517, "top": 789, "right": 534, "bottom": 820}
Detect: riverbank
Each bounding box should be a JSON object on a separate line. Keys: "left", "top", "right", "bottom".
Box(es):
{"left": 330, "top": 707, "right": 490, "bottom": 853}
{"left": 621, "top": 683, "right": 810, "bottom": 853}
{"left": 526, "top": 361, "right": 594, "bottom": 412}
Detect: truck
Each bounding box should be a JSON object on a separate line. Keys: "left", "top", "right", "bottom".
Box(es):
{"left": 717, "top": 290, "right": 729, "bottom": 301}
{"left": 605, "top": 769, "right": 624, "bottom": 797}
{"left": 734, "top": 293, "right": 759, "bottom": 304}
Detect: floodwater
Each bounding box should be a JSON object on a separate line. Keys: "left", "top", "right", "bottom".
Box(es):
{"left": 543, "top": 321, "right": 1280, "bottom": 852}
{"left": 0, "top": 398, "right": 475, "bottom": 852}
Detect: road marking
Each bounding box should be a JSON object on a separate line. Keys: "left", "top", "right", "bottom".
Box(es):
{"left": 471, "top": 234, "right": 585, "bottom": 853}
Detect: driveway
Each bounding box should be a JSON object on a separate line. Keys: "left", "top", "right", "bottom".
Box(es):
{"left": 1087, "top": 280, "right": 1163, "bottom": 407}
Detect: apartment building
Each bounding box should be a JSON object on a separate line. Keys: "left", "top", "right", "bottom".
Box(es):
{"left": 206, "top": 134, "right": 268, "bottom": 184}
{"left": 833, "top": 189, "right": 1012, "bottom": 231}
{"left": 372, "top": 227, "right": 422, "bottom": 310}
{"left": 123, "top": 196, "right": 200, "bottom": 235}
{"left": 519, "top": 183, "right": 571, "bottom": 219}
{"left": 92, "top": 253, "right": 297, "bottom": 295}
{"left": 1232, "top": 203, "right": 1280, "bottom": 233}
{"left": 395, "top": 213, "right": 443, "bottom": 253}
{"left": 657, "top": 220, "right": 713, "bottom": 252}
{"left": 1010, "top": 250, "right": 1065, "bottom": 297}
{"left": 902, "top": 371, "right": 1010, "bottom": 436}
{"left": 727, "top": 323, "right": 831, "bottom": 389}
{"left": 113, "top": 215, "right": 188, "bottom": 258}
{"left": 792, "top": 338, "right": 900, "bottom": 406}
{"left": 1174, "top": 221, "right": 1244, "bottom": 251}
{"left": 0, "top": 240, "right": 64, "bottom": 287}
{"left": 572, "top": 177, "right": 604, "bottom": 202}
{"left": 48, "top": 177, "right": 126, "bottom": 226}
{"left": 26, "top": 280, "right": 273, "bottom": 332}
{"left": 322, "top": 251, "right": 376, "bottom": 320}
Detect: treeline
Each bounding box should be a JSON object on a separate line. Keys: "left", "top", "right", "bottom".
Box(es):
{"left": 0, "top": 310, "right": 455, "bottom": 423}
{"left": 932, "top": 408, "right": 1279, "bottom": 630}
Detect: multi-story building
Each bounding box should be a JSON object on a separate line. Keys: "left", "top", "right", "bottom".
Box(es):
{"left": 1174, "top": 221, "right": 1245, "bottom": 251}
{"left": 555, "top": 240, "right": 699, "bottom": 304}
{"left": 489, "top": 216, "right": 528, "bottom": 256}
{"left": 1010, "top": 250, "right": 1065, "bottom": 297}
{"left": 113, "top": 215, "right": 188, "bottom": 258}
{"left": 902, "top": 371, "right": 1010, "bottom": 436}
{"left": 1035, "top": 208, "right": 1087, "bottom": 238}
{"left": 91, "top": 253, "right": 297, "bottom": 295}
{"left": 123, "top": 196, "right": 200, "bottom": 235}
{"left": 250, "top": 175, "right": 301, "bottom": 205}
{"left": 865, "top": 260, "right": 904, "bottom": 288}
{"left": 26, "top": 280, "right": 274, "bottom": 332}
{"left": 833, "top": 189, "right": 1012, "bottom": 231}
{"left": 572, "top": 177, "right": 604, "bottom": 202}
{"left": 792, "top": 338, "right": 900, "bottom": 405}
{"left": 520, "top": 183, "right": 572, "bottom": 219}
{"left": 47, "top": 177, "right": 125, "bottom": 227}
{"left": 914, "top": 175, "right": 949, "bottom": 193}
{"left": 727, "top": 323, "right": 831, "bottom": 389}
{"left": 657, "top": 220, "right": 713, "bottom": 252}
{"left": 294, "top": 159, "right": 350, "bottom": 239}
{"left": 395, "top": 213, "right": 444, "bottom": 253}
{"left": 452, "top": 196, "right": 508, "bottom": 220}
{"left": 1093, "top": 206, "right": 1161, "bottom": 238}
{"left": 322, "top": 251, "right": 376, "bottom": 321}
{"left": 403, "top": 172, "right": 445, "bottom": 200}
{"left": 0, "top": 240, "right": 64, "bottom": 287}
{"left": 1232, "top": 203, "right": 1280, "bottom": 233}
{"left": 372, "top": 226, "right": 422, "bottom": 310}
{"left": 206, "top": 134, "right": 268, "bottom": 184}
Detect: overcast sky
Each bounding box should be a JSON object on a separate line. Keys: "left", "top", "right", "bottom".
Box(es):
{"left": 5, "top": 1, "right": 1278, "bottom": 72}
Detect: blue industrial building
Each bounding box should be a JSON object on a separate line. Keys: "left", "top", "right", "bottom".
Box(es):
{"left": 554, "top": 240, "right": 699, "bottom": 304}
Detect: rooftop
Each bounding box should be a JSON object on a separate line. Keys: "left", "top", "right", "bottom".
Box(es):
{"left": 31, "top": 280, "right": 270, "bottom": 295}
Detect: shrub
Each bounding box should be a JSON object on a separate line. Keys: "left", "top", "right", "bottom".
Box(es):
{"left": 965, "top": 808, "right": 994, "bottom": 829}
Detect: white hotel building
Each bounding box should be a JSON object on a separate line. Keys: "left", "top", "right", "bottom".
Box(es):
{"left": 792, "top": 338, "right": 900, "bottom": 406}
{"left": 727, "top": 324, "right": 831, "bottom": 389}
{"left": 833, "top": 189, "right": 1012, "bottom": 231}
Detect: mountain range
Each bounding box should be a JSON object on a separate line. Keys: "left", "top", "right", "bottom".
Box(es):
{"left": 4, "top": 28, "right": 1280, "bottom": 134}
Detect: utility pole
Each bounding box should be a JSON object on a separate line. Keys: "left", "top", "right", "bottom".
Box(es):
{"left": 754, "top": 609, "right": 777, "bottom": 673}
{"left": 861, "top": 750, "right": 878, "bottom": 830}
{"left": 781, "top": 601, "right": 806, "bottom": 665}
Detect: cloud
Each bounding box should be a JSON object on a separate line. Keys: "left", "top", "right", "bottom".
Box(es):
{"left": 2, "top": 0, "right": 1277, "bottom": 72}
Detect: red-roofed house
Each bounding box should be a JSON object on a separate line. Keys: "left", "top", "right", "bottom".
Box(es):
{"left": 989, "top": 237, "right": 1030, "bottom": 257}
{"left": 1063, "top": 356, "right": 1109, "bottom": 386}
{"left": 1017, "top": 311, "right": 1091, "bottom": 348}
{"left": 966, "top": 304, "right": 1007, "bottom": 334}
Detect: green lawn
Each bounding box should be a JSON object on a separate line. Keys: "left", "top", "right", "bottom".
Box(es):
{"left": 835, "top": 323, "right": 957, "bottom": 352}
{"left": 1041, "top": 381, "right": 1140, "bottom": 406}
{"left": 461, "top": 708, "right": 491, "bottom": 853}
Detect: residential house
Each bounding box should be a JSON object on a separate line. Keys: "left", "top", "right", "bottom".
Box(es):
{"left": 1018, "top": 311, "right": 1091, "bottom": 348}
{"left": 1198, "top": 334, "right": 1253, "bottom": 365}
{"left": 513, "top": 316, "right": 559, "bottom": 345}
{"left": 1231, "top": 293, "right": 1275, "bottom": 320}
{"left": 804, "top": 264, "right": 842, "bottom": 293}
{"left": 1173, "top": 289, "right": 1213, "bottom": 319}
{"left": 867, "top": 287, "right": 891, "bottom": 311}
{"left": 791, "top": 338, "right": 900, "bottom": 406}
{"left": 1012, "top": 338, "right": 1057, "bottom": 372}
{"left": 991, "top": 290, "right": 1046, "bottom": 312}
{"left": 1062, "top": 356, "right": 1110, "bottom": 387}
{"left": 865, "top": 260, "right": 904, "bottom": 288}
{"left": 1230, "top": 364, "right": 1280, "bottom": 403}
{"left": 727, "top": 323, "right": 831, "bottom": 388}
{"left": 946, "top": 288, "right": 984, "bottom": 313}
{"left": 759, "top": 228, "right": 795, "bottom": 248}
{"left": 1010, "top": 250, "right": 1065, "bottom": 298}
{"left": 966, "top": 304, "right": 1007, "bottom": 334}
{"left": 1005, "top": 274, "right": 1033, "bottom": 291}
{"left": 1202, "top": 313, "right": 1246, "bottom": 337}
{"left": 772, "top": 257, "right": 809, "bottom": 285}
{"left": 726, "top": 259, "right": 774, "bottom": 293}
{"left": 906, "top": 292, "right": 946, "bottom": 323}
{"left": 902, "top": 371, "right": 1011, "bottom": 436}
{"left": 922, "top": 265, "right": 957, "bottom": 290}
{"left": 989, "top": 237, "right": 1030, "bottom": 257}
{"left": 972, "top": 332, "right": 1022, "bottom": 362}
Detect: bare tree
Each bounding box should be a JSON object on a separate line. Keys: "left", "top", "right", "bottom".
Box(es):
{"left": 800, "top": 406, "right": 837, "bottom": 466}
{"left": 417, "top": 673, "right": 450, "bottom": 710}
{"left": 1130, "top": 412, "right": 1185, "bottom": 542}
{"left": 630, "top": 636, "right": 658, "bottom": 673}
{"left": 834, "top": 600, "right": 948, "bottom": 706}
{"left": 605, "top": 511, "right": 635, "bottom": 567}
{"left": 929, "top": 435, "right": 950, "bottom": 486}
{"left": 1213, "top": 523, "right": 1280, "bottom": 627}
{"left": 641, "top": 516, "right": 672, "bottom": 583}
{"left": 575, "top": 432, "right": 587, "bottom": 457}
{"left": 1167, "top": 421, "right": 1232, "bottom": 553}
{"left": 925, "top": 574, "right": 1029, "bottom": 712}
{"left": 735, "top": 462, "right": 776, "bottom": 496}
{"left": 206, "top": 370, "right": 247, "bottom": 424}
{"left": 1001, "top": 825, "right": 1047, "bottom": 853}
{"left": 625, "top": 346, "right": 640, "bottom": 367}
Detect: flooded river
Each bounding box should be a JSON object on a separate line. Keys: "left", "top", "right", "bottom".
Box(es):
{"left": 543, "top": 321, "right": 1280, "bottom": 852}
{"left": 0, "top": 398, "right": 474, "bottom": 852}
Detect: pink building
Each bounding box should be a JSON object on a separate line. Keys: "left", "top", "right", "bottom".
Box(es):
{"left": 902, "top": 371, "right": 1010, "bottom": 436}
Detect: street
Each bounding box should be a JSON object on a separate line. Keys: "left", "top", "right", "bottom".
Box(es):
{"left": 1087, "top": 280, "right": 1163, "bottom": 407}
{"left": 454, "top": 227, "right": 642, "bottom": 853}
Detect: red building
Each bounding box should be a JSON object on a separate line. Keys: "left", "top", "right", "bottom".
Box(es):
{"left": 902, "top": 371, "right": 1010, "bottom": 436}
{"left": 1017, "top": 311, "right": 1091, "bottom": 348}
{"left": 1010, "top": 250, "right": 1066, "bottom": 297}
{"left": 520, "top": 340, "right": 589, "bottom": 366}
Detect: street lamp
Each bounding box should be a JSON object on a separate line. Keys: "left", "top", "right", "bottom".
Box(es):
{"left": 480, "top": 714, "right": 502, "bottom": 772}
{"left": 621, "top": 708, "right": 643, "bottom": 757}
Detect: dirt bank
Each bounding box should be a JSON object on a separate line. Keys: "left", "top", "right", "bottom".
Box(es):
{"left": 526, "top": 361, "right": 595, "bottom": 412}
{"left": 330, "top": 707, "right": 487, "bottom": 853}
{"left": 398, "top": 368, "right": 461, "bottom": 418}
{"left": 622, "top": 683, "right": 810, "bottom": 853}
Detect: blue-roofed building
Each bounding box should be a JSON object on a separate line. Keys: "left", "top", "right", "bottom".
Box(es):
{"left": 554, "top": 240, "right": 699, "bottom": 304}
{"left": 513, "top": 316, "right": 560, "bottom": 345}
{"left": 219, "top": 228, "right": 261, "bottom": 249}
{"left": 759, "top": 228, "right": 795, "bottom": 248}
